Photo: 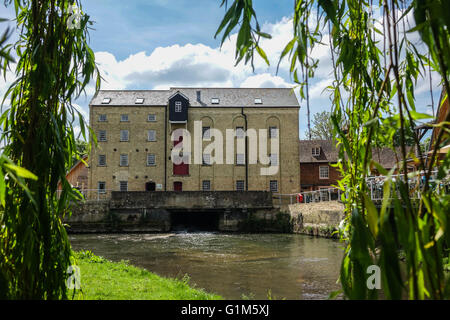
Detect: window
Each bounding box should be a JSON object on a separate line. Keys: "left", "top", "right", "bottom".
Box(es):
{"left": 120, "top": 130, "right": 129, "bottom": 142}
{"left": 147, "top": 154, "right": 156, "bottom": 166}
{"left": 148, "top": 114, "right": 156, "bottom": 122}
{"left": 120, "top": 154, "right": 128, "bottom": 167}
{"left": 270, "top": 180, "right": 278, "bottom": 192}
{"left": 120, "top": 114, "right": 129, "bottom": 122}
{"left": 236, "top": 180, "right": 245, "bottom": 191}
{"left": 98, "top": 130, "right": 107, "bottom": 142}
{"left": 98, "top": 155, "right": 106, "bottom": 166}
{"left": 312, "top": 147, "right": 321, "bottom": 156}
{"left": 175, "top": 101, "right": 182, "bottom": 112}
{"left": 99, "top": 114, "right": 107, "bottom": 122}
{"left": 202, "top": 126, "right": 211, "bottom": 139}
{"left": 319, "top": 166, "right": 329, "bottom": 179}
{"left": 119, "top": 181, "right": 128, "bottom": 192}
{"left": 236, "top": 127, "right": 245, "bottom": 139}
{"left": 270, "top": 153, "right": 278, "bottom": 166}
{"left": 135, "top": 98, "right": 144, "bottom": 104}
{"left": 254, "top": 98, "right": 262, "bottom": 104}
{"left": 211, "top": 98, "right": 219, "bottom": 104}
{"left": 203, "top": 153, "right": 211, "bottom": 165}
{"left": 202, "top": 180, "right": 211, "bottom": 191}
{"left": 101, "top": 98, "right": 111, "bottom": 104}
{"left": 148, "top": 130, "right": 156, "bottom": 141}
{"left": 98, "top": 181, "right": 106, "bottom": 193}
{"left": 269, "top": 126, "right": 278, "bottom": 138}
{"left": 236, "top": 153, "right": 245, "bottom": 165}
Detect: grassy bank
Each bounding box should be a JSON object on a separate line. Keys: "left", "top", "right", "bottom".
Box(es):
{"left": 69, "top": 251, "right": 222, "bottom": 300}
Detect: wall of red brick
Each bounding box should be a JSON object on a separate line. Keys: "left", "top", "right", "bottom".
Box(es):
{"left": 300, "top": 163, "right": 341, "bottom": 191}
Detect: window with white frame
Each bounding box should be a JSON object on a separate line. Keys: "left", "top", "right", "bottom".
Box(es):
{"left": 135, "top": 98, "right": 144, "bottom": 104}
{"left": 98, "top": 155, "right": 106, "bottom": 166}
{"left": 99, "top": 114, "right": 107, "bottom": 122}
{"left": 120, "top": 154, "right": 128, "bottom": 167}
{"left": 101, "top": 98, "right": 111, "bottom": 104}
{"left": 147, "top": 154, "right": 156, "bottom": 166}
{"left": 147, "top": 114, "right": 156, "bottom": 122}
{"left": 312, "top": 147, "right": 321, "bottom": 156}
{"left": 236, "top": 153, "right": 245, "bottom": 165}
{"left": 175, "top": 101, "right": 182, "bottom": 112}
{"left": 319, "top": 166, "right": 329, "bottom": 179}
{"left": 119, "top": 181, "right": 128, "bottom": 192}
{"left": 202, "top": 180, "right": 211, "bottom": 191}
{"left": 98, "top": 130, "right": 107, "bottom": 142}
{"left": 98, "top": 181, "right": 106, "bottom": 193}
{"left": 269, "top": 126, "right": 278, "bottom": 138}
{"left": 270, "top": 180, "right": 278, "bottom": 192}
{"left": 254, "top": 98, "right": 262, "bottom": 104}
{"left": 202, "top": 126, "right": 211, "bottom": 139}
{"left": 270, "top": 153, "right": 278, "bottom": 166}
{"left": 236, "top": 127, "right": 245, "bottom": 139}
{"left": 202, "top": 153, "right": 211, "bottom": 165}
{"left": 236, "top": 180, "right": 245, "bottom": 191}
{"left": 120, "top": 130, "right": 129, "bottom": 142}
{"left": 148, "top": 130, "right": 156, "bottom": 141}
{"left": 211, "top": 98, "right": 219, "bottom": 104}
{"left": 120, "top": 114, "right": 129, "bottom": 122}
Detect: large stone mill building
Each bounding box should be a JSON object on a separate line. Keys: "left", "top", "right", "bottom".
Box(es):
{"left": 87, "top": 87, "right": 300, "bottom": 199}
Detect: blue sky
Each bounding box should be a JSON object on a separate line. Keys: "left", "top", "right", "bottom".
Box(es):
{"left": 0, "top": 1, "right": 442, "bottom": 139}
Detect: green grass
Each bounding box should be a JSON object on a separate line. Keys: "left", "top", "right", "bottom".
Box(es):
{"left": 69, "top": 250, "right": 222, "bottom": 300}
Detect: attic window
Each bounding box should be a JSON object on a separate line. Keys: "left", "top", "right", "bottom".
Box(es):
{"left": 211, "top": 98, "right": 220, "bottom": 104}
{"left": 312, "top": 147, "right": 321, "bottom": 156}
{"left": 254, "top": 98, "right": 262, "bottom": 104}
{"left": 102, "top": 98, "right": 111, "bottom": 104}
{"left": 135, "top": 98, "right": 144, "bottom": 104}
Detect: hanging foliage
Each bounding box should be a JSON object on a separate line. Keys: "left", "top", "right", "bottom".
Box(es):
{"left": 216, "top": 0, "right": 450, "bottom": 299}
{"left": 0, "top": 0, "right": 99, "bottom": 299}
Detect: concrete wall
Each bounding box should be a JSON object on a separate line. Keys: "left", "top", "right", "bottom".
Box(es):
{"left": 288, "top": 201, "right": 345, "bottom": 238}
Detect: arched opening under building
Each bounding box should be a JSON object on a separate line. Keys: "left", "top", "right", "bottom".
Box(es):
{"left": 170, "top": 210, "right": 221, "bottom": 232}
{"left": 145, "top": 182, "right": 156, "bottom": 191}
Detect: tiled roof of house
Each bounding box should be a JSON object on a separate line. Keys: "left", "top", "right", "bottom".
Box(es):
{"left": 90, "top": 87, "right": 300, "bottom": 107}
{"left": 299, "top": 140, "right": 415, "bottom": 169}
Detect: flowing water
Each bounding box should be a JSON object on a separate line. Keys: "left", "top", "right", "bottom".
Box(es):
{"left": 70, "top": 232, "right": 344, "bottom": 300}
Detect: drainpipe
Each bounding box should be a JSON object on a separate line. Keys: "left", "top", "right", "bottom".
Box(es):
{"left": 164, "top": 103, "right": 167, "bottom": 191}
{"left": 241, "top": 107, "right": 248, "bottom": 191}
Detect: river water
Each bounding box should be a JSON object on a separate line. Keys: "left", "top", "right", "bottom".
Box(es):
{"left": 69, "top": 232, "right": 344, "bottom": 300}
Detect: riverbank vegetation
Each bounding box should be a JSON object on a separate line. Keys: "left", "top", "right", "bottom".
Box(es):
{"left": 69, "top": 251, "right": 222, "bottom": 300}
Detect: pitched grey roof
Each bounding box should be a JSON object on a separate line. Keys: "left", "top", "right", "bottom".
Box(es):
{"left": 299, "top": 140, "right": 339, "bottom": 163}
{"left": 90, "top": 87, "right": 299, "bottom": 107}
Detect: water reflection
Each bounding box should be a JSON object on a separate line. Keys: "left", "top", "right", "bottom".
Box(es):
{"left": 70, "top": 232, "right": 344, "bottom": 300}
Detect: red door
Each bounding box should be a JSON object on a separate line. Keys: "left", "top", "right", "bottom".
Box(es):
{"left": 174, "top": 181, "right": 182, "bottom": 191}
{"left": 173, "top": 135, "right": 189, "bottom": 175}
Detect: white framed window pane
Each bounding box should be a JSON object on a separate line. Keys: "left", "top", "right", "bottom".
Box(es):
{"left": 270, "top": 153, "right": 278, "bottom": 166}
{"left": 203, "top": 154, "right": 211, "bottom": 165}
{"left": 99, "top": 130, "right": 107, "bottom": 141}
{"left": 236, "top": 127, "right": 245, "bottom": 139}
{"left": 312, "top": 147, "right": 320, "bottom": 156}
{"left": 98, "top": 155, "right": 106, "bottom": 166}
{"left": 270, "top": 180, "right": 278, "bottom": 192}
{"left": 101, "top": 98, "right": 111, "bottom": 104}
{"left": 175, "top": 101, "right": 182, "bottom": 112}
{"left": 99, "top": 114, "right": 107, "bottom": 122}
{"left": 120, "top": 154, "right": 128, "bottom": 166}
{"left": 120, "top": 114, "right": 129, "bottom": 122}
{"left": 319, "top": 166, "right": 329, "bottom": 179}
{"left": 211, "top": 98, "right": 219, "bottom": 104}
{"left": 135, "top": 98, "right": 144, "bottom": 104}
{"left": 119, "top": 181, "right": 128, "bottom": 192}
{"left": 236, "top": 180, "right": 245, "bottom": 191}
{"left": 254, "top": 98, "right": 262, "bottom": 104}
{"left": 147, "top": 154, "right": 156, "bottom": 166}
{"left": 236, "top": 153, "right": 245, "bottom": 165}
{"left": 148, "top": 130, "right": 156, "bottom": 141}
{"left": 98, "top": 181, "right": 106, "bottom": 193}
{"left": 202, "top": 180, "right": 211, "bottom": 191}
{"left": 120, "top": 130, "right": 129, "bottom": 142}
{"left": 202, "top": 126, "right": 210, "bottom": 139}
{"left": 148, "top": 114, "right": 156, "bottom": 122}
{"left": 269, "top": 126, "right": 278, "bottom": 138}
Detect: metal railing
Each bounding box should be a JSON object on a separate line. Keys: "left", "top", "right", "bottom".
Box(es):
{"left": 273, "top": 187, "right": 342, "bottom": 206}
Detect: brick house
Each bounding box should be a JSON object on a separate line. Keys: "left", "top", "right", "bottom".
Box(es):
{"left": 299, "top": 140, "right": 341, "bottom": 192}
{"left": 57, "top": 154, "right": 89, "bottom": 193}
